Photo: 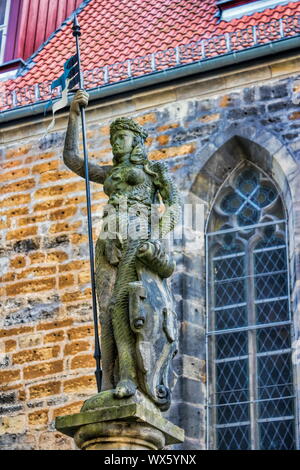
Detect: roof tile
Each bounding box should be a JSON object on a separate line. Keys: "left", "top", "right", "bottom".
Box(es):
{"left": 1, "top": 0, "right": 300, "bottom": 110}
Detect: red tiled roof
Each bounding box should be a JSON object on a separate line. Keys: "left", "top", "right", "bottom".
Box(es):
{"left": 2, "top": 0, "right": 300, "bottom": 108}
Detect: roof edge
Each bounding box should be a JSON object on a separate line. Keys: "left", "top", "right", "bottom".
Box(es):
{"left": 1, "top": 35, "right": 300, "bottom": 125}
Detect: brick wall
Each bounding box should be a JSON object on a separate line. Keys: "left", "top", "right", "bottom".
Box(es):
{"left": 1, "top": 55, "right": 300, "bottom": 449}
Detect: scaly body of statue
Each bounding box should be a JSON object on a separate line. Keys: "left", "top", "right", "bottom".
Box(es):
{"left": 63, "top": 90, "right": 180, "bottom": 406}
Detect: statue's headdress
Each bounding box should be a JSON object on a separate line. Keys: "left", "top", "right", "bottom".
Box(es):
{"left": 110, "top": 117, "right": 148, "bottom": 142}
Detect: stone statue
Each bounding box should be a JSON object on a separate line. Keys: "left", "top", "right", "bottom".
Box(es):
{"left": 63, "top": 90, "right": 181, "bottom": 411}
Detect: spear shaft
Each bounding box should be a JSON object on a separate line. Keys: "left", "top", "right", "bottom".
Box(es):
{"left": 72, "top": 14, "right": 102, "bottom": 393}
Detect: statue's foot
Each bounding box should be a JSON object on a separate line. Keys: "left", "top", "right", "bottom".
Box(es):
{"left": 114, "top": 379, "right": 137, "bottom": 398}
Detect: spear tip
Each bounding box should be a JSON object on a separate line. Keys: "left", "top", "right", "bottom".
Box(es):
{"left": 72, "top": 12, "right": 81, "bottom": 36}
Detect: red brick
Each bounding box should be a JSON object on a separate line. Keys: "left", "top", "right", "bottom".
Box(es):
{"left": 6, "top": 226, "right": 37, "bottom": 241}
{"left": 37, "top": 319, "right": 73, "bottom": 331}
{"left": 64, "top": 340, "right": 91, "bottom": 356}
{"left": 59, "top": 274, "right": 75, "bottom": 289}
{"left": 34, "top": 182, "right": 86, "bottom": 199}
{"left": 49, "top": 206, "right": 77, "bottom": 221}
{"left": 289, "top": 112, "right": 300, "bottom": 120}
{"left": 32, "top": 160, "right": 59, "bottom": 174}
{"left": 199, "top": 113, "right": 220, "bottom": 123}
{"left": 6, "top": 277, "right": 56, "bottom": 296}
{"left": 25, "top": 152, "right": 56, "bottom": 165}
{"left": 44, "top": 330, "right": 65, "bottom": 343}
{"left": 0, "top": 369, "right": 20, "bottom": 384}
{"left": 136, "top": 113, "right": 157, "bottom": 125}
{"left": 0, "top": 326, "right": 34, "bottom": 338}
{"left": 70, "top": 233, "right": 88, "bottom": 245}
{"left": 28, "top": 409, "right": 49, "bottom": 426}
{"left": 12, "top": 346, "right": 60, "bottom": 365}
{"left": 59, "top": 261, "right": 89, "bottom": 273}
{"left": 0, "top": 207, "right": 28, "bottom": 217}
{"left": 1, "top": 158, "right": 23, "bottom": 169}
{"left": 46, "top": 251, "right": 68, "bottom": 263}
{"left": 67, "top": 325, "right": 93, "bottom": 341}
{"left": 33, "top": 199, "right": 65, "bottom": 212}
{"left": 29, "top": 381, "right": 61, "bottom": 399}
{"left": 157, "top": 123, "right": 179, "bottom": 132}
{"left": 156, "top": 134, "right": 169, "bottom": 145}
{"left": 49, "top": 221, "right": 81, "bottom": 234}
{"left": 63, "top": 375, "right": 96, "bottom": 394}
{"left": 15, "top": 266, "right": 56, "bottom": 280}
{"left": 71, "top": 354, "right": 95, "bottom": 370}
{"left": 18, "top": 214, "right": 48, "bottom": 226}
{"left": 16, "top": 266, "right": 56, "bottom": 279}
{"left": 0, "top": 168, "right": 30, "bottom": 184}
{"left": 10, "top": 256, "right": 26, "bottom": 269}
{"left": 23, "top": 360, "right": 63, "bottom": 380}
{"left": 40, "top": 170, "right": 75, "bottom": 183}
{"left": 6, "top": 144, "right": 32, "bottom": 159}
{"left": 219, "top": 95, "right": 231, "bottom": 107}
{"left": 53, "top": 401, "right": 82, "bottom": 418}
{"left": 149, "top": 143, "right": 196, "bottom": 161}
{"left": 5, "top": 340, "right": 17, "bottom": 352}
{"left": 61, "top": 289, "right": 91, "bottom": 303}
{"left": 78, "top": 270, "right": 90, "bottom": 284}
{"left": 0, "top": 178, "right": 35, "bottom": 195}
{"left": 0, "top": 194, "right": 31, "bottom": 209}
{"left": 29, "top": 252, "right": 46, "bottom": 264}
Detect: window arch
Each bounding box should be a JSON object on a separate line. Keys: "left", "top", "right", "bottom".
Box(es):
{"left": 206, "top": 163, "right": 297, "bottom": 450}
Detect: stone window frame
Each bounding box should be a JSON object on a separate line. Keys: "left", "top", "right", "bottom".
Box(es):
{"left": 205, "top": 162, "right": 296, "bottom": 449}
{"left": 175, "top": 122, "right": 300, "bottom": 450}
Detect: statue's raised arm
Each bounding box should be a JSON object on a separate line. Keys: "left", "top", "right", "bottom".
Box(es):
{"left": 63, "top": 90, "right": 112, "bottom": 184}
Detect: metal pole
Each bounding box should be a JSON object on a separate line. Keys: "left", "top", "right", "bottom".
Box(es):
{"left": 72, "top": 14, "right": 102, "bottom": 393}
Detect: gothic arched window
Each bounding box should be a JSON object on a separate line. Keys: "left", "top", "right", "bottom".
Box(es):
{"left": 206, "top": 165, "right": 296, "bottom": 450}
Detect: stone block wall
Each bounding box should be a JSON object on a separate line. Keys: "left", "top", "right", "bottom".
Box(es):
{"left": 1, "top": 55, "right": 300, "bottom": 449}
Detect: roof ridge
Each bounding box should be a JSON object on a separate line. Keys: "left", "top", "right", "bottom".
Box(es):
{"left": 16, "top": 0, "right": 94, "bottom": 78}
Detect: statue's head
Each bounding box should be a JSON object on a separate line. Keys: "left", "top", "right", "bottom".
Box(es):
{"left": 110, "top": 117, "right": 148, "bottom": 164}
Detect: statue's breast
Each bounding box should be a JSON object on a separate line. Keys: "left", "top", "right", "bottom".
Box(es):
{"left": 103, "top": 166, "right": 147, "bottom": 196}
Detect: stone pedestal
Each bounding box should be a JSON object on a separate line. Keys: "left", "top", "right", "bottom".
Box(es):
{"left": 55, "top": 390, "right": 184, "bottom": 450}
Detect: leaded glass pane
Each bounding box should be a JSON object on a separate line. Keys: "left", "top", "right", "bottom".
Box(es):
{"left": 214, "top": 254, "right": 244, "bottom": 281}
{"left": 221, "top": 193, "right": 243, "bottom": 214}
{"left": 257, "top": 353, "right": 293, "bottom": 400}
{"left": 254, "top": 247, "right": 286, "bottom": 274}
{"left": 237, "top": 170, "right": 258, "bottom": 195}
{"left": 217, "top": 403, "right": 249, "bottom": 425}
{"left": 215, "top": 279, "right": 245, "bottom": 307}
{"left": 255, "top": 299, "right": 289, "bottom": 324}
{"left": 215, "top": 305, "right": 247, "bottom": 330}
{"left": 217, "top": 425, "right": 250, "bottom": 450}
{"left": 253, "top": 186, "right": 276, "bottom": 208}
{"left": 255, "top": 272, "right": 287, "bottom": 300}
{"left": 216, "top": 359, "right": 249, "bottom": 404}
{"left": 257, "top": 326, "right": 290, "bottom": 353}
{"left": 216, "top": 331, "right": 248, "bottom": 359}
{"left": 237, "top": 203, "right": 260, "bottom": 226}
{"left": 258, "top": 398, "right": 294, "bottom": 420}
{"left": 259, "top": 420, "right": 295, "bottom": 450}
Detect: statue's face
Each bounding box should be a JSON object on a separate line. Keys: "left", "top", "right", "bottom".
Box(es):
{"left": 111, "top": 130, "right": 134, "bottom": 158}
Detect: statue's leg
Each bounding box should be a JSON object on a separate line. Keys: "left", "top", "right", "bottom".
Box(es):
{"left": 95, "top": 238, "right": 117, "bottom": 391}
{"left": 111, "top": 240, "right": 139, "bottom": 398}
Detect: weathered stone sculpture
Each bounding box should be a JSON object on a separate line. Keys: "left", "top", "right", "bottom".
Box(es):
{"left": 55, "top": 90, "right": 184, "bottom": 449}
